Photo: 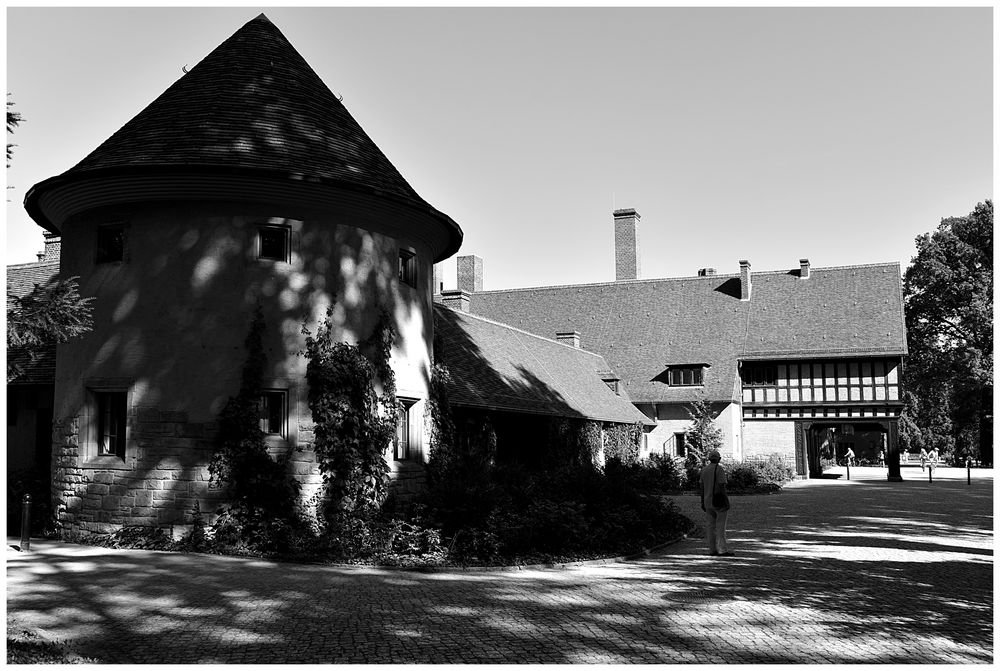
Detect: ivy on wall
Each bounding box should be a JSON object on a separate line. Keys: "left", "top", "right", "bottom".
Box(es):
{"left": 303, "top": 308, "right": 397, "bottom": 521}
{"left": 209, "top": 305, "right": 299, "bottom": 526}
{"left": 603, "top": 422, "right": 643, "bottom": 465}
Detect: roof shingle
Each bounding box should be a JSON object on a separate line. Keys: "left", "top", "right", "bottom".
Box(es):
{"left": 469, "top": 263, "right": 907, "bottom": 404}
{"left": 434, "top": 305, "right": 652, "bottom": 426}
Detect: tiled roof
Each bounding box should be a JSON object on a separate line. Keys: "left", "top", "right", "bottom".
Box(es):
{"left": 468, "top": 263, "right": 907, "bottom": 404}
{"left": 24, "top": 14, "right": 461, "bottom": 258}
{"left": 434, "top": 305, "right": 653, "bottom": 426}
{"left": 6, "top": 261, "right": 60, "bottom": 385}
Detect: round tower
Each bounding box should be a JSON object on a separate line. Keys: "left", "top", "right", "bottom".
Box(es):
{"left": 24, "top": 14, "right": 462, "bottom": 534}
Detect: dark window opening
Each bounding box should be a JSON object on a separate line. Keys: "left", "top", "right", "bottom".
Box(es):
{"left": 258, "top": 391, "right": 287, "bottom": 437}
{"left": 96, "top": 225, "right": 126, "bottom": 263}
{"left": 674, "top": 432, "right": 687, "bottom": 457}
{"left": 258, "top": 226, "right": 290, "bottom": 262}
{"left": 398, "top": 250, "right": 417, "bottom": 287}
{"left": 744, "top": 364, "right": 777, "bottom": 386}
{"left": 96, "top": 392, "right": 127, "bottom": 457}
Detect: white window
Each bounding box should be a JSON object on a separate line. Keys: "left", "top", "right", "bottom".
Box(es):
{"left": 395, "top": 399, "right": 418, "bottom": 460}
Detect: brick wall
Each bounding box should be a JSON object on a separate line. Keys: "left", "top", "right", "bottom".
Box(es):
{"left": 742, "top": 420, "right": 797, "bottom": 462}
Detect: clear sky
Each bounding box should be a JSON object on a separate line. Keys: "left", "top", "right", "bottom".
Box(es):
{"left": 5, "top": 6, "right": 993, "bottom": 290}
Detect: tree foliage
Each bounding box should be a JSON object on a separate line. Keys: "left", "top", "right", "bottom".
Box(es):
{"left": 7, "top": 277, "right": 94, "bottom": 381}
{"left": 7, "top": 94, "right": 23, "bottom": 167}
{"left": 303, "top": 308, "right": 397, "bottom": 521}
{"left": 683, "top": 396, "right": 725, "bottom": 486}
{"left": 902, "top": 200, "right": 993, "bottom": 464}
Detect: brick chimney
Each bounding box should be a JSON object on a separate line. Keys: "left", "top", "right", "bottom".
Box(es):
{"left": 432, "top": 263, "right": 444, "bottom": 294}
{"left": 740, "top": 260, "right": 752, "bottom": 300}
{"left": 37, "top": 233, "right": 61, "bottom": 262}
{"left": 799, "top": 258, "right": 810, "bottom": 279}
{"left": 613, "top": 208, "right": 640, "bottom": 281}
{"left": 440, "top": 289, "right": 470, "bottom": 312}
{"left": 555, "top": 331, "right": 581, "bottom": 348}
{"left": 457, "top": 255, "right": 483, "bottom": 293}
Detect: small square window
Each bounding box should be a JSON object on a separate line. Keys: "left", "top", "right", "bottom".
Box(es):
{"left": 96, "top": 224, "right": 126, "bottom": 263}
{"left": 96, "top": 391, "right": 128, "bottom": 457}
{"left": 398, "top": 250, "right": 417, "bottom": 287}
{"left": 258, "top": 226, "right": 290, "bottom": 262}
{"left": 258, "top": 391, "right": 287, "bottom": 438}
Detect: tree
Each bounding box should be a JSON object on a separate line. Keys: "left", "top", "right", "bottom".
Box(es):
{"left": 7, "top": 94, "right": 23, "bottom": 167}
{"left": 7, "top": 278, "right": 94, "bottom": 381}
{"left": 902, "top": 200, "right": 993, "bottom": 465}
{"left": 683, "top": 396, "right": 725, "bottom": 487}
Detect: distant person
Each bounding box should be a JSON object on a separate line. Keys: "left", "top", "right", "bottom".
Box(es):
{"left": 902, "top": 451, "right": 909, "bottom": 464}
{"left": 928, "top": 447, "right": 939, "bottom": 469}
{"left": 919, "top": 447, "right": 929, "bottom": 471}
{"left": 878, "top": 448, "right": 886, "bottom": 467}
{"left": 700, "top": 449, "right": 733, "bottom": 557}
{"left": 845, "top": 447, "right": 856, "bottom": 467}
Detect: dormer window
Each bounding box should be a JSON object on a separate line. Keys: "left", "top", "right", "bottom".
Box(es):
{"left": 652, "top": 364, "right": 708, "bottom": 387}
{"left": 603, "top": 378, "right": 621, "bottom": 395}
{"left": 258, "top": 225, "right": 290, "bottom": 262}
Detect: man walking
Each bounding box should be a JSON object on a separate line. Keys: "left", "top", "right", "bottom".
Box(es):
{"left": 700, "top": 449, "right": 733, "bottom": 557}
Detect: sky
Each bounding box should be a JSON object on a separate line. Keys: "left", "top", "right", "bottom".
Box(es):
{"left": 5, "top": 5, "right": 993, "bottom": 290}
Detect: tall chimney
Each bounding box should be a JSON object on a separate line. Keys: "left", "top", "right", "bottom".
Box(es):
{"left": 799, "top": 258, "right": 810, "bottom": 279}
{"left": 432, "top": 263, "right": 443, "bottom": 294}
{"left": 40, "top": 233, "right": 61, "bottom": 263}
{"left": 440, "top": 289, "right": 471, "bottom": 312}
{"left": 555, "top": 331, "right": 581, "bottom": 349}
{"left": 613, "top": 208, "right": 640, "bottom": 281}
{"left": 740, "top": 260, "right": 752, "bottom": 301}
{"left": 457, "top": 255, "right": 483, "bottom": 293}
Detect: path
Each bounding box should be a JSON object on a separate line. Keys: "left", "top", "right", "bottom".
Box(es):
{"left": 6, "top": 466, "right": 992, "bottom": 663}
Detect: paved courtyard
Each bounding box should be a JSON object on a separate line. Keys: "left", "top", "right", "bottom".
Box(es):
{"left": 6, "top": 465, "right": 993, "bottom": 663}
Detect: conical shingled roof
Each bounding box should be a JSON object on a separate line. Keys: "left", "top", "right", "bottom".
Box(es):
{"left": 25, "top": 14, "right": 461, "bottom": 256}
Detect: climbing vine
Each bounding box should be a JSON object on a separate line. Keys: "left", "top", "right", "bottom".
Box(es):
{"left": 603, "top": 422, "right": 643, "bottom": 465}
{"left": 303, "top": 308, "right": 397, "bottom": 521}
{"left": 209, "top": 305, "right": 299, "bottom": 527}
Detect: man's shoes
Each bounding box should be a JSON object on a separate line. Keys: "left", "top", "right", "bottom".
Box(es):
{"left": 718, "top": 551, "right": 735, "bottom": 557}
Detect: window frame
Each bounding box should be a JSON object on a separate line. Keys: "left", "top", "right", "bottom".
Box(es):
{"left": 667, "top": 367, "right": 704, "bottom": 387}
{"left": 674, "top": 432, "right": 688, "bottom": 457}
{"left": 398, "top": 249, "right": 417, "bottom": 288}
{"left": 257, "top": 224, "right": 291, "bottom": 263}
{"left": 258, "top": 389, "right": 288, "bottom": 439}
{"left": 83, "top": 381, "right": 133, "bottom": 467}
{"left": 394, "top": 398, "right": 418, "bottom": 461}
{"left": 95, "top": 223, "right": 127, "bottom": 264}
{"left": 96, "top": 391, "right": 128, "bottom": 458}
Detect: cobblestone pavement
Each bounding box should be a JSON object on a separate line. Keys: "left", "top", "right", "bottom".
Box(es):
{"left": 7, "top": 466, "right": 992, "bottom": 663}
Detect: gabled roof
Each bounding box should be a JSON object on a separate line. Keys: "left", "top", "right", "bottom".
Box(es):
{"left": 468, "top": 263, "right": 907, "bottom": 404}
{"left": 24, "top": 14, "right": 461, "bottom": 259}
{"left": 6, "top": 260, "right": 60, "bottom": 385}
{"left": 434, "top": 305, "right": 653, "bottom": 426}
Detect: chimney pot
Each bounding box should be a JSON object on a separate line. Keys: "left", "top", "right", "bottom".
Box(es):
{"left": 799, "top": 258, "right": 810, "bottom": 279}
{"left": 739, "top": 260, "right": 752, "bottom": 300}
{"left": 440, "top": 289, "right": 471, "bottom": 312}
{"left": 555, "top": 331, "right": 581, "bottom": 348}
{"left": 457, "top": 255, "right": 483, "bottom": 293}
{"left": 613, "top": 208, "right": 640, "bottom": 281}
